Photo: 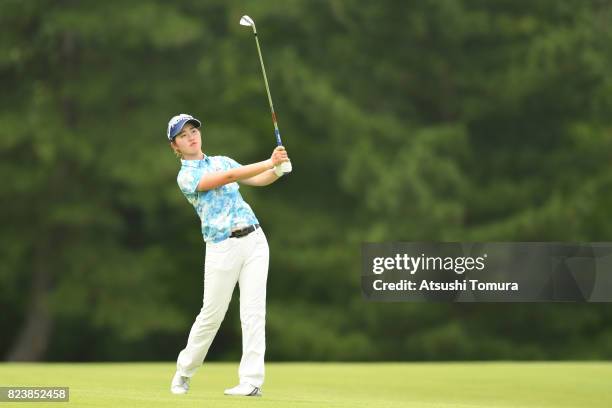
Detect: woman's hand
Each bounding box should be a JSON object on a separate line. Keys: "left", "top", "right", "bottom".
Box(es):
{"left": 270, "top": 146, "right": 289, "bottom": 167}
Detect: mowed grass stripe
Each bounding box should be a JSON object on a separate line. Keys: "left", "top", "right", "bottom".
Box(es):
{"left": 1, "top": 362, "right": 610, "bottom": 408}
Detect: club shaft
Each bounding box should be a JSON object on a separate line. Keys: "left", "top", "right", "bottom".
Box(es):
{"left": 253, "top": 32, "right": 283, "bottom": 146}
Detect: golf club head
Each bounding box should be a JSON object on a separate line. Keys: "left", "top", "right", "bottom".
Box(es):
{"left": 239, "top": 15, "right": 255, "bottom": 27}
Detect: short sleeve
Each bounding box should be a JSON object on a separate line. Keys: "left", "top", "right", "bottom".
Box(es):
{"left": 177, "top": 167, "right": 203, "bottom": 194}
{"left": 221, "top": 156, "right": 242, "bottom": 170}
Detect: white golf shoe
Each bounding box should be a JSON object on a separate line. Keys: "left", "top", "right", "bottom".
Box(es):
{"left": 170, "top": 371, "right": 190, "bottom": 395}
{"left": 224, "top": 383, "right": 262, "bottom": 397}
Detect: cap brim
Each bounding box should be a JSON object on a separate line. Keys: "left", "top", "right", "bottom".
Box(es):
{"left": 184, "top": 118, "right": 201, "bottom": 129}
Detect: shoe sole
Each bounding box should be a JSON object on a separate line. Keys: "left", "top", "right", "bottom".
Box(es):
{"left": 224, "top": 387, "right": 262, "bottom": 397}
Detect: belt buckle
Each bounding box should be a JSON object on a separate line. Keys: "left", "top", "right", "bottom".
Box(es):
{"left": 231, "top": 224, "right": 259, "bottom": 239}
{"left": 232, "top": 226, "right": 249, "bottom": 238}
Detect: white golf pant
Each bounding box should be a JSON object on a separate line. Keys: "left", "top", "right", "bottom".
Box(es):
{"left": 176, "top": 227, "right": 269, "bottom": 387}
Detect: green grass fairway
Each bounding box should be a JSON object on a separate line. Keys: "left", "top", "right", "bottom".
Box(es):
{"left": 1, "top": 362, "right": 610, "bottom": 407}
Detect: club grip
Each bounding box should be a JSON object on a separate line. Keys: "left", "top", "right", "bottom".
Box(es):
{"left": 274, "top": 128, "right": 283, "bottom": 146}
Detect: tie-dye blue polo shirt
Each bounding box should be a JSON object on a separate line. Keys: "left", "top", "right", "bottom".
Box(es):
{"left": 177, "top": 155, "right": 259, "bottom": 243}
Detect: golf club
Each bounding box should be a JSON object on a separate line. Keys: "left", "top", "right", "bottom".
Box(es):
{"left": 240, "top": 14, "right": 292, "bottom": 174}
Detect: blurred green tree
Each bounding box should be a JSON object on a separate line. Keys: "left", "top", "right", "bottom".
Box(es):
{"left": 1, "top": 0, "right": 611, "bottom": 361}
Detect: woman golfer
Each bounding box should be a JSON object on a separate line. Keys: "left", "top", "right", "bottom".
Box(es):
{"left": 167, "top": 113, "right": 289, "bottom": 397}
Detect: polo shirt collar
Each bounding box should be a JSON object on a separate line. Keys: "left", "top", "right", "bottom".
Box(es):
{"left": 181, "top": 154, "right": 209, "bottom": 168}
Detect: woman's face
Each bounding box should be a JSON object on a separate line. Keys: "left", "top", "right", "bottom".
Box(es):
{"left": 172, "top": 123, "right": 202, "bottom": 158}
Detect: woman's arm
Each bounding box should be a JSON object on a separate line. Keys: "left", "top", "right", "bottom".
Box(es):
{"left": 196, "top": 146, "right": 288, "bottom": 191}
{"left": 240, "top": 168, "right": 281, "bottom": 186}
{"left": 196, "top": 160, "right": 273, "bottom": 191}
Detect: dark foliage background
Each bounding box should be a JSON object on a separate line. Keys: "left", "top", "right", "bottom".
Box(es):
{"left": 2, "top": 0, "right": 612, "bottom": 361}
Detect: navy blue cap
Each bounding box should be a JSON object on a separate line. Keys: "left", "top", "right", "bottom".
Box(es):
{"left": 167, "top": 113, "right": 202, "bottom": 141}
